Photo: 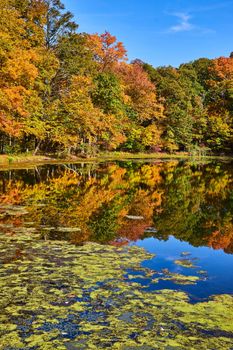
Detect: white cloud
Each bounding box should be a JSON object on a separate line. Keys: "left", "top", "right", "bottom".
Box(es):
{"left": 169, "top": 12, "right": 194, "bottom": 33}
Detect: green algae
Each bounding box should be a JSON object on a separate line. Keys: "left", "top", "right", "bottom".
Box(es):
{"left": 0, "top": 233, "right": 233, "bottom": 350}
{"left": 160, "top": 273, "right": 200, "bottom": 285}
{"left": 174, "top": 258, "right": 196, "bottom": 268}
{"left": 198, "top": 270, "right": 208, "bottom": 275}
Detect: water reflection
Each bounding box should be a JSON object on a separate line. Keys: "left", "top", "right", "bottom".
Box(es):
{"left": 0, "top": 160, "right": 232, "bottom": 253}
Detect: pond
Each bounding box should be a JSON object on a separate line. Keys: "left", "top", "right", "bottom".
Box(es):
{"left": 0, "top": 159, "right": 233, "bottom": 349}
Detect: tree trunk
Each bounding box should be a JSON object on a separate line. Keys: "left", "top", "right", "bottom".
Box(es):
{"left": 33, "top": 140, "right": 42, "bottom": 155}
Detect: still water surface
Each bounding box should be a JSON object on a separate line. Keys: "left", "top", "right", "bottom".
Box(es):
{"left": 0, "top": 159, "right": 233, "bottom": 349}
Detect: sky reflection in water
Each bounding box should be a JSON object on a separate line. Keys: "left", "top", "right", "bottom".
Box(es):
{"left": 135, "top": 236, "right": 233, "bottom": 301}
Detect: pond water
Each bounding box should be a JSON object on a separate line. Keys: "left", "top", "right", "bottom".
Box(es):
{"left": 0, "top": 159, "right": 233, "bottom": 349}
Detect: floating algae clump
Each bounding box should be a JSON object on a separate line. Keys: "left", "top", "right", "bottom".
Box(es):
{"left": 174, "top": 258, "right": 196, "bottom": 268}
{"left": 159, "top": 272, "right": 200, "bottom": 285}
{"left": 0, "top": 232, "right": 233, "bottom": 350}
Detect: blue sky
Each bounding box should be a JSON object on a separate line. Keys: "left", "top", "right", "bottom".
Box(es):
{"left": 63, "top": 0, "right": 233, "bottom": 67}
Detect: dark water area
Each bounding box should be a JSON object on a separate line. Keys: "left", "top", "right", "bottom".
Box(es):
{"left": 0, "top": 159, "right": 233, "bottom": 349}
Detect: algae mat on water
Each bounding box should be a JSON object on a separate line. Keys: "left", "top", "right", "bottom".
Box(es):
{"left": 0, "top": 233, "right": 233, "bottom": 350}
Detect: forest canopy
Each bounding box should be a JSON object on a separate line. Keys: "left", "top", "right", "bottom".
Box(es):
{"left": 0, "top": 0, "right": 232, "bottom": 156}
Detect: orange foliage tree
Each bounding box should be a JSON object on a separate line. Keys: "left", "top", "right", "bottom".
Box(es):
{"left": 88, "top": 31, "right": 127, "bottom": 72}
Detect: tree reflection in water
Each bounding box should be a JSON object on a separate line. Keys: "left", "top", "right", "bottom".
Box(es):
{"left": 0, "top": 160, "right": 232, "bottom": 253}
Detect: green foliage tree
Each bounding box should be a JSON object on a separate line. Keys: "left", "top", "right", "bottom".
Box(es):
{"left": 91, "top": 72, "right": 125, "bottom": 115}
{"left": 44, "top": 0, "right": 78, "bottom": 49}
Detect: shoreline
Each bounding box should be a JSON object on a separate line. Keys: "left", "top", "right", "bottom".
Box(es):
{"left": 0, "top": 152, "right": 232, "bottom": 170}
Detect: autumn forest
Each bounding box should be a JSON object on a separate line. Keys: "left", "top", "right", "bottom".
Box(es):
{"left": 0, "top": 0, "right": 233, "bottom": 157}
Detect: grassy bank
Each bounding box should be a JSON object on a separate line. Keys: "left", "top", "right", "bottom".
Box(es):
{"left": 0, "top": 154, "right": 55, "bottom": 169}
{"left": 0, "top": 152, "right": 232, "bottom": 170}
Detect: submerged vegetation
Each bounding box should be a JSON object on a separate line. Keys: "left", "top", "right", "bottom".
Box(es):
{"left": 0, "top": 0, "right": 233, "bottom": 157}
{"left": 0, "top": 232, "right": 233, "bottom": 350}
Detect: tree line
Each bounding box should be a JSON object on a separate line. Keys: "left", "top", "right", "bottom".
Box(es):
{"left": 0, "top": 0, "right": 232, "bottom": 156}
